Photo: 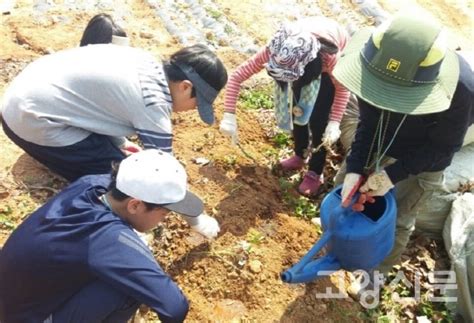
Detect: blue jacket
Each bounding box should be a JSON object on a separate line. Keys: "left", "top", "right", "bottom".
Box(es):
{"left": 347, "top": 53, "right": 474, "bottom": 183}
{"left": 0, "top": 175, "right": 188, "bottom": 323}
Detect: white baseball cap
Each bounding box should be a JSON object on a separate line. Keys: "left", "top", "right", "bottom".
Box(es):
{"left": 111, "top": 35, "right": 130, "bottom": 46}
{"left": 116, "top": 149, "right": 203, "bottom": 217}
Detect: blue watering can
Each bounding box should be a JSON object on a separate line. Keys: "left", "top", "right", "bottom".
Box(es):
{"left": 281, "top": 185, "right": 397, "bottom": 284}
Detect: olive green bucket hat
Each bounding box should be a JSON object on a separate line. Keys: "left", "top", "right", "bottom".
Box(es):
{"left": 333, "top": 14, "right": 459, "bottom": 115}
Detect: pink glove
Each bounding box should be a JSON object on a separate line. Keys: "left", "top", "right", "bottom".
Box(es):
{"left": 360, "top": 170, "right": 393, "bottom": 196}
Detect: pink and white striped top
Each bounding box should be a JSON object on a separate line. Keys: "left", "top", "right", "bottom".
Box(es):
{"left": 224, "top": 17, "right": 350, "bottom": 123}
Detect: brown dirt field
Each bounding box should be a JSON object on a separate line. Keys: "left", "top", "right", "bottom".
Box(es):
{"left": 0, "top": 0, "right": 472, "bottom": 321}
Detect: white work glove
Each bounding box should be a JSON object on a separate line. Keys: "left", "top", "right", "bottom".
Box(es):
{"left": 322, "top": 121, "right": 341, "bottom": 146}
{"left": 360, "top": 170, "right": 394, "bottom": 197}
{"left": 341, "top": 173, "right": 363, "bottom": 207}
{"left": 219, "top": 112, "right": 238, "bottom": 145}
{"left": 189, "top": 213, "right": 220, "bottom": 239}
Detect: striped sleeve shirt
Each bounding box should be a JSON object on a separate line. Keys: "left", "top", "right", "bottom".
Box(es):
{"left": 224, "top": 47, "right": 270, "bottom": 114}
{"left": 2, "top": 45, "right": 174, "bottom": 153}
{"left": 224, "top": 17, "right": 350, "bottom": 123}
{"left": 135, "top": 56, "right": 174, "bottom": 153}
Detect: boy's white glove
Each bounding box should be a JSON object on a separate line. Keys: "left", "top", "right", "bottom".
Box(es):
{"left": 190, "top": 213, "right": 220, "bottom": 239}
{"left": 360, "top": 170, "right": 393, "bottom": 197}
{"left": 322, "top": 121, "right": 341, "bottom": 146}
{"left": 219, "top": 112, "right": 238, "bottom": 145}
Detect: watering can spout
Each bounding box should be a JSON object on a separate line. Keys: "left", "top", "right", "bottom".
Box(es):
{"left": 281, "top": 232, "right": 341, "bottom": 284}
{"left": 281, "top": 255, "right": 341, "bottom": 283}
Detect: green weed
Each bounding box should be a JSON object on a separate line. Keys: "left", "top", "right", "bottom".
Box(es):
{"left": 294, "top": 196, "right": 318, "bottom": 219}
{"left": 0, "top": 209, "right": 15, "bottom": 230}
{"left": 360, "top": 279, "right": 455, "bottom": 322}
{"left": 263, "top": 148, "right": 278, "bottom": 159}
{"left": 224, "top": 24, "right": 233, "bottom": 34}
{"left": 205, "top": 7, "right": 222, "bottom": 19}
{"left": 417, "top": 294, "right": 454, "bottom": 322}
{"left": 239, "top": 89, "right": 273, "bottom": 110}
{"left": 278, "top": 177, "right": 293, "bottom": 192}
{"left": 247, "top": 228, "right": 265, "bottom": 245}
{"left": 278, "top": 177, "right": 318, "bottom": 220}
{"left": 224, "top": 155, "right": 237, "bottom": 167}
{"left": 272, "top": 132, "right": 291, "bottom": 148}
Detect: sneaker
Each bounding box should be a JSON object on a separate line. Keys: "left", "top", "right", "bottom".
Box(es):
{"left": 298, "top": 171, "right": 321, "bottom": 196}
{"left": 279, "top": 155, "right": 305, "bottom": 171}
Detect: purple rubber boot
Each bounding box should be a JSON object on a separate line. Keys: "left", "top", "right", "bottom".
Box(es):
{"left": 298, "top": 171, "right": 322, "bottom": 196}
{"left": 279, "top": 155, "right": 305, "bottom": 172}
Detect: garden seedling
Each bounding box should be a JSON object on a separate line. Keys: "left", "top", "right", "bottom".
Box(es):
{"left": 238, "top": 88, "right": 273, "bottom": 110}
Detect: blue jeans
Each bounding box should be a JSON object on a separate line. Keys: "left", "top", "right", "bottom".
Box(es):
{"left": 2, "top": 120, "right": 126, "bottom": 181}
{"left": 51, "top": 280, "right": 139, "bottom": 323}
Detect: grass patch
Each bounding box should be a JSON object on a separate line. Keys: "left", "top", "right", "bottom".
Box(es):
{"left": 263, "top": 147, "right": 279, "bottom": 159}
{"left": 272, "top": 132, "right": 292, "bottom": 148}
{"left": 0, "top": 210, "right": 16, "bottom": 230}
{"left": 279, "top": 177, "right": 319, "bottom": 220}
{"left": 246, "top": 228, "right": 265, "bottom": 245}
{"left": 359, "top": 279, "right": 455, "bottom": 322}
{"left": 238, "top": 88, "right": 273, "bottom": 111}
{"left": 205, "top": 6, "right": 222, "bottom": 20}
{"left": 224, "top": 24, "right": 233, "bottom": 34}
{"left": 417, "top": 294, "right": 454, "bottom": 322}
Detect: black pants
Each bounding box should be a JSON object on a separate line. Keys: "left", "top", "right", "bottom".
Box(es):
{"left": 2, "top": 119, "right": 126, "bottom": 182}
{"left": 293, "top": 73, "right": 335, "bottom": 174}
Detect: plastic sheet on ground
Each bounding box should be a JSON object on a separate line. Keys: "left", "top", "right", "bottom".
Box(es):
{"left": 147, "top": 0, "right": 258, "bottom": 54}
{"left": 31, "top": 0, "right": 131, "bottom": 25}
{"left": 351, "top": 0, "right": 390, "bottom": 25}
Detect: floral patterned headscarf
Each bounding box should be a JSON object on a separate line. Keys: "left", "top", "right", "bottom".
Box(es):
{"left": 266, "top": 21, "right": 321, "bottom": 82}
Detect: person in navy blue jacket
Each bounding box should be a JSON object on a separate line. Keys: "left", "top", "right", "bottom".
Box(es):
{"left": 0, "top": 149, "right": 204, "bottom": 323}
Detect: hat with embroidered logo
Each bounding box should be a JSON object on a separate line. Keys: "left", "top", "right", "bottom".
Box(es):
{"left": 333, "top": 13, "right": 459, "bottom": 115}
{"left": 116, "top": 149, "right": 203, "bottom": 217}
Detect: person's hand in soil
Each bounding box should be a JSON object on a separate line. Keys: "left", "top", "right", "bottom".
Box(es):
{"left": 219, "top": 112, "right": 238, "bottom": 145}
{"left": 190, "top": 213, "right": 220, "bottom": 239}
{"left": 322, "top": 120, "right": 341, "bottom": 147}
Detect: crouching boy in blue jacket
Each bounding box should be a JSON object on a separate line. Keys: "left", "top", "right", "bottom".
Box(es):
{"left": 0, "top": 149, "right": 202, "bottom": 323}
